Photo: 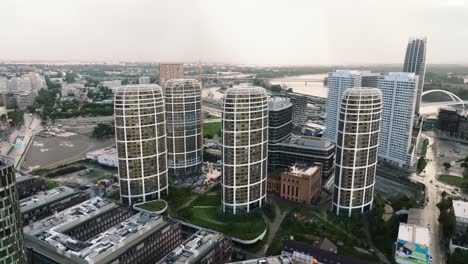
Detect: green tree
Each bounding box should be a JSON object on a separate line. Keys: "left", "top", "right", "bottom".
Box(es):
{"left": 443, "top": 162, "right": 452, "bottom": 170}
{"left": 92, "top": 123, "right": 114, "bottom": 139}
{"left": 9, "top": 111, "right": 24, "bottom": 126}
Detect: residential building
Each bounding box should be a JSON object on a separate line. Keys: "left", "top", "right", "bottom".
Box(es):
{"left": 333, "top": 88, "right": 382, "bottom": 217}
{"left": 222, "top": 87, "right": 268, "bottom": 214}
{"left": 114, "top": 85, "right": 168, "bottom": 205}
{"left": 86, "top": 147, "right": 118, "bottom": 167}
{"left": 25, "top": 198, "right": 182, "bottom": 264}
{"left": 61, "top": 83, "right": 86, "bottom": 99}
{"left": 0, "top": 77, "right": 7, "bottom": 93}
{"left": 324, "top": 70, "right": 361, "bottom": 143}
{"left": 158, "top": 230, "right": 232, "bottom": 264}
{"left": 101, "top": 80, "right": 122, "bottom": 91}
{"left": 13, "top": 91, "right": 35, "bottom": 110}
{"left": 268, "top": 136, "right": 335, "bottom": 180}
{"left": 282, "top": 240, "right": 372, "bottom": 264}
{"left": 378, "top": 72, "right": 418, "bottom": 167}
{"left": 19, "top": 186, "right": 89, "bottom": 225}
{"left": 139, "top": 76, "right": 150, "bottom": 84}
{"left": 268, "top": 97, "right": 293, "bottom": 143}
{"left": 159, "top": 63, "right": 184, "bottom": 88}
{"left": 23, "top": 72, "right": 44, "bottom": 94}
{"left": 403, "top": 37, "right": 427, "bottom": 114}
{"left": 395, "top": 223, "right": 431, "bottom": 264}
{"left": 7, "top": 77, "right": 32, "bottom": 92}
{"left": 0, "top": 156, "right": 27, "bottom": 263}
{"left": 286, "top": 93, "right": 307, "bottom": 126}
{"left": 165, "top": 79, "right": 203, "bottom": 177}
{"left": 15, "top": 173, "right": 45, "bottom": 199}
{"left": 453, "top": 200, "right": 468, "bottom": 234}
{"left": 267, "top": 163, "right": 321, "bottom": 205}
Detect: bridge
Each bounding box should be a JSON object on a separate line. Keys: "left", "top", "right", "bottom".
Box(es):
{"left": 421, "top": 89, "right": 466, "bottom": 115}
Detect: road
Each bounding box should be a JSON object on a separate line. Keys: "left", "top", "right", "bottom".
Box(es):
{"left": 409, "top": 131, "right": 445, "bottom": 264}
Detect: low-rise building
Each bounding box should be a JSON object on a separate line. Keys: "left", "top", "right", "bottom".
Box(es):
{"left": 139, "top": 76, "right": 150, "bottom": 84}
{"left": 453, "top": 200, "right": 468, "bottom": 234}
{"left": 267, "top": 163, "right": 321, "bottom": 205}
{"left": 86, "top": 147, "right": 118, "bottom": 167}
{"left": 395, "top": 223, "right": 431, "bottom": 264}
{"left": 15, "top": 173, "right": 45, "bottom": 199}
{"left": 101, "top": 80, "right": 122, "bottom": 91}
{"left": 14, "top": 91, "right": 35, "bottom": 110}
{"left": 158, "top": 230, "right": 232, "bottom": 264}
{"left": 25, "top": 198, "right": 182, "bottom": 264}
{"left": 228, "top": 255, "right": 293, "bottom": 264}
{"left": 19, "top": 186, "right": 89, "bottom": 225}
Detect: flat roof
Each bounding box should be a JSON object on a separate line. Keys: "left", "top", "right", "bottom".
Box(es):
{"left": 228, "top": 255, "right": 292, "bottom": 264}
{"left": 453, "top": 200, "right": 468, "bottom": 219}
{"left": 19, "top": 186, "right": 78, "bottom": 213}
{"left": 407, "top": 208, "right": 425, "bottom": 226}
{"left": 268, "top": 97, "right": 292, "bottom": 111}
{"left": 159, "top": 230, "right": 225, "bottom": 264}
{"left": 397, "top": 223, "right": 430, "bottom": 246}
{"left": 287, "top": 163, "right": 320, "bottom": 177}
{"left": 24, "top": 197, "right": 169, "bottom": 263}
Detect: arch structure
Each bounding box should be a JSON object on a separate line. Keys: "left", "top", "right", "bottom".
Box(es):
{"left": 422, "top": 89, "right": 466, "bottom": 114}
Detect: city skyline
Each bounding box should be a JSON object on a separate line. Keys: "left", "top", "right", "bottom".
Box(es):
{"left": 2, "top": 0, "right": 468, "bottom": 64}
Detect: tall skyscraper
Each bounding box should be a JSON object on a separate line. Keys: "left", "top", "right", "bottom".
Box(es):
{"left": 378, "top": 72, "right": 418, "bottom": 167}
{"left": 286, "top": 93, "right": 307, "bottom": 126}
{"left": 0, "top": 156, "right": 27, "bottom": 263}
{"left": 114, "top": 85, "right": 168, "bottom": 205}
{"left": 403, "top": 37, "right": 427, "bottom": 114}
{"left": 324, "top": 70, "right": 362, "bottom": 143}
{"left": 159, "top": 63, "right": 184, "bottom": 88}
{"left": 333, "top": 88, "right": 382, "bottom": 217}
{"left": 222, "top": 87, "right": 268, "bottom": 214}
{"left": 268, "top": 97, "right": 293, "bottom": 143}
{"left": 165, "top": 79, "right": 203, "bottom": 177}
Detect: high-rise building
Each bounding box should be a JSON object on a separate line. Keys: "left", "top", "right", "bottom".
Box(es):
{"left": 139, "top": 76, "right": 150, "bottom": 84}
{"left": 403, "top": 37, "right": 427, "bottom": 114}
{"left": 222, "top": 87, "right": 268, "bottom": 214}
{"left": 114, "top": 85, "right": 168, "bottom": 205}
{"left": 165, "top": 79, "right": 203, "bottom": 177}
{"left": 378, "top": 73, "right": 418, "bottom": 167}
{"left": 361, "top": 71, "right": 381, "bottom": 88}
{"left": 0, "top": 156, "right": 27, "bottom": 263}
{"left": 332, "top": 88, "right": 382, "bottom": 217}
{"left": 324, "top": 70, "right": 362, "bottom": 143}
{"left": 268, "top": 97, "right": 293, "bottom": 143}
{"left": 286, "top": 93, "right": 307, "bottom": 126}
{"left": 159, "top": 63, "right": 184, "bottom": 88}
{"left": 7, "top": 77, "right": 32, "bottom": 93}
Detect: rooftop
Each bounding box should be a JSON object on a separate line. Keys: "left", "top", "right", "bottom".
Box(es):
{"left": 397, "top": 223, "right": 430, "bottom": 246}
{"left": 159, "top": 230, "right": 226, "bottom": 264}
{"left": 290, "top": 136, "right": 333, "bottom": 149}
{"left": 286, "top": 163, "right": 320, "bottom": 177}
{"left": 24, "top": 197, "right": 168, "bottom": 263}
{"left": 228, "top": 255, "right": 293, "bottom": 264}
{"left": 329, "top": 70, "right": 362, "bottom": 77}
{"left": 19, "top": 186, "right": 78, "bottom": 213}
{"left": 453, "top": 200, "right": 468, "bottom": 219}
{"left": 268, "top": 97, "right": 292, "bottom": 111}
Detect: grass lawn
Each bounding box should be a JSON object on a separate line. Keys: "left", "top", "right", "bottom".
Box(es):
{"left": 191, "top": 193, "right": 221, "bottom": 207}
{"left": 420, "top": 139, "right": 429, "bottom": 157}
{"left": 166, "top": 186, "right": 195, "bottom": 209}
{"left": 203, "top": 122, "right": 221, "bottom": 139}
{"left": 135, "top": 200, "right": 167, "bottom": 212}
{"left": 438, "top": 175, "right": 468, "bottom": 188}
{"left": 107, "top": 191, "right": 120, "bottom": 201}
{"left": 45, "top": 179, "right": 59, "bottom": 190}
{"left": 205, "top": 114, "right": 220, "bottom": 120}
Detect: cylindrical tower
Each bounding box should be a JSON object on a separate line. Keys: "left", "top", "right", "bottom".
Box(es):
{"left": 114, "top": 85, "right": 168, "bottom": 205}
{"left": 0, "top": 156, "right": 27, "bottom": 264}
{"left": 332, "top": 88, "right": 382, "bottom": 217}
{"left": 222, "top": 87, "right": 268, "bottom": 214}
{"left": 165, "top": 79, "right": 203, "bottom": 178}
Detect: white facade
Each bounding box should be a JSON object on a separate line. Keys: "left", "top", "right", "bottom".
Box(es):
{"left": 102, "top": 80, "right": 122, "bottom": 89}
{"left": 86, "top": 148, "right": 118, "bottom": 168}
{"left": 453, "top": 200, "right": 468, "bottom": 234}
{"left": 139, "top": 76, "right": 150, "bottom": 84}
{"left": 324, "top": 70, "right": 361, "bottom": 144}
{"left": 7, "top": 77, "right": 32, "bottom": 93}
{"left": 14, "top": 91, "right": 35, "bottom": 110}
{"left": 0, "top": 78, "right": 7, "bottom": 93}
{"left": 377, "top": 72, "right": 418, "bottom": 167}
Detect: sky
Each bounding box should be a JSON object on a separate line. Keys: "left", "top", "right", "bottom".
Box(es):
{"left": 2, "top": 0, "right": 468, "bottom": 65}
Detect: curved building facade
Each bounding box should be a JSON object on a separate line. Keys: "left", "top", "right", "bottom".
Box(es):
{"left": 222, "top": 87, "right": 268, "bottom": 214}
{"left": 165, "top": 79, "right": 203, "bottom": 177}
{"left": 332, "top": 88, "right": 382, "bottom": 217}
{"left": 114, "top": 85, "right": 168, "bottom": 205}
{"left": 0, "top": 157, "right": 27, "bottom": 264}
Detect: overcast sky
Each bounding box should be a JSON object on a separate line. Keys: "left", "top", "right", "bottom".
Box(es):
{"left": 2, "top": 0, "right": 468, "bottom": 65}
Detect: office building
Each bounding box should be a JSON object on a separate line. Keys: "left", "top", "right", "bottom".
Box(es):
{"left": 268, "top": 97, "right": 293, "bottom": 143}
{"left": 324, "top": 70, "right": 361, "bottom": 143}
{"left": 395, "top": 223, "right": 431, "bottom": 264}
{"left": 159, "top": 63, "right": 184, "bottom": 88}
{"left": 268, "top": 136, "right": 335, "bottom": 180}
{"left": 15, "top": 173, "right": 45, "bottom": 199}
{"left": 0, "top": 156, "right": 27, "bottom": 264}
{"left": 19, "top": 186, "right": 89, "bottom": 225}
{"left": 438, "top": 108, "right": 462, "bottom": 136}
{"left": 378, "top": 73, "right": 418, "bottom": 167}
{"left": 403, "top": 37, "right": 427, "bottom": 114}
{"left": 13, "top": 91, "right": 35, "bottom": 110}
{"left": 267, "top": 163, "right": 321, "bottom": 205}
{"left": 158, "top": 230, "right": 233, "bottom": 264}
{"left": 453, "top": 200, "right": 468, "bottom": 234}
{"left": 114, "top": 85, "right": 168, "bottom": 205}
{"left": 222, "top": 87, "right": 268, "bottom": 214}
{"left": 165, "top": 79, "right": 203, "bottom": 177}
{"left": 25, "top": 198, "right": 182, "bottom": 264}
{"left": 361, "top": 71, "right": 381, "bottom": 88}
{"left": 333, "top": 88, "right": 382, "bottom": 217}
{"left": 139, "top": 76, "right": 150, "bottom": 84}
{"left": 286, "top": 93, "right": 307, "bottom": 126}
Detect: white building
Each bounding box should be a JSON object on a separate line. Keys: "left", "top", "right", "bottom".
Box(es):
{"left": 86, "top": 147, "right": 118, "bottom": 168}
{"left": 23, "top": 72, "right": 44, "bottom": 95}
{"left": 0, "top": 78, "right": 7, "bottom": 93}
{"left": 453, "top": 200, "right": 468, "bottom": 234}
{"left": 139, "top": 76, "right": 150, "bottom": 84}
{"left": 14, "top": 91, "right": 35, "bottom": 110}
{"left": 324, "top": 70, "right": 361, "bottom": 143}
{"left": 377, "top": 73, "right": 418, "bottom": 167}
{"left": 395, "top": 223, "right": 431, "bottom": 264}
{"left": 101, "top": 80, "right": 122, "bottom": 91}
{"left": 61, "top": 83, "right": 86, "bottom": 99}
{"left": 7, "top": 77, "right": 32, "bottom": 93}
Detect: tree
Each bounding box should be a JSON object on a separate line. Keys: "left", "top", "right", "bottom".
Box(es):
{"left": 65, "top": 72, "right": 76, "bottom": 83}
{"left": 92, "top": 123, "right": 114, "bottom": 139}
{"left": 443, "top": 162, "right": 452, "bottom": 170}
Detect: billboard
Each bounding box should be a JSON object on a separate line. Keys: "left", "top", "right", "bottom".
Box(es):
{"left": 395, "top": 239, "right": 430, "bottom": 264}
